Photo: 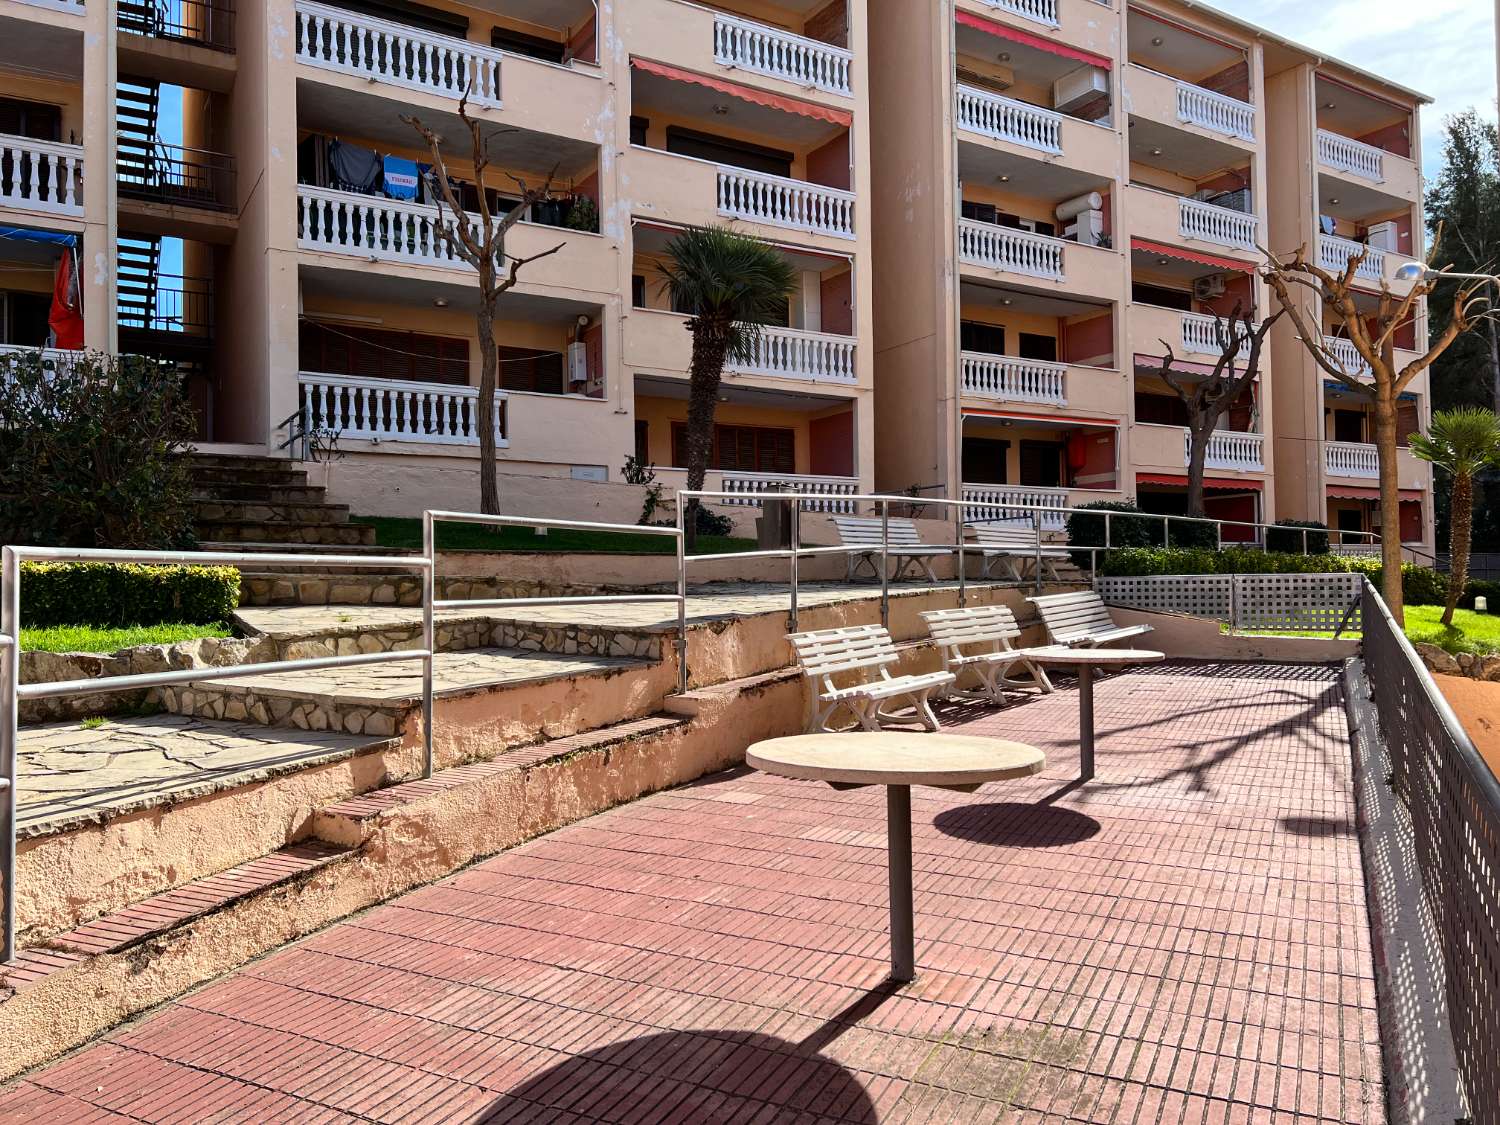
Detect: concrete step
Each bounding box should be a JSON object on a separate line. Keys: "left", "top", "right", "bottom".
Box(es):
{"left": 187, "top": 453, "right": 308, "bottom": 474}
{"left": 189, "top": 467, "right": 312, "bottom": 489}
{"left": 193, "top": 499, "right": 353, "bottom": 526}
{"left": 195, "top": 520, "right": 379, "bottom": 547}
{"left": 191, "top": 481, "right": 328, "bottom": 504}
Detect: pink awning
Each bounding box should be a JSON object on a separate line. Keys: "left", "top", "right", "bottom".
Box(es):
{"left": 1326, "top": 485, "right": 1425, "bottom": 501}
{"left": 954, "top": 10, "right": 1112, "bottom": 69}
{"left": 1131, "top": 237, "right": 1256, "bottom": 273}
{"left": 630, "top": 58, "right": 853, "bottom": 127}
{"left": 1137, "top": 473, "right": 1262, "bottom": 491}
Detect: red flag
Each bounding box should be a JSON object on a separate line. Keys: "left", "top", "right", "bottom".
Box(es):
{"left": 48, "top": 246, "right": 83, "bottom": 349}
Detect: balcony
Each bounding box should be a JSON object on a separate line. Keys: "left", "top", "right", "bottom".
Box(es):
{"left": 1178, "top": 196, "right": 1257, "bottom": 251}
{"left": 733, "top": 326, "right": 856, "bottom": 385}
{"left": 717, "top": 166, "right": 854, "bottom": 240}
{"left": 712, "top": 11, "right": 852, "bottom": 97}
{"left": 1181, "top": 311, "right": 1250, "bottom": 359}
{"left": 720, "top": 472, "right": 859, "bottom": 513}
{"left": 1318, "top": 233, "right": 1386, "bottom": 284}
{"left": 973, "top": 0, "right": 1058, "bottom": 27}
{"left": 1325, "top": 335, "right": 1372, "bottom": 378}
{"left": 0, "top": 135, "right": 83, "bottom": 218}
{"left": 299, "top": 371, "right": 508, "bottom": 448}
{"left": 960, "top": 352, "right": 1067, "bottom": 406}
{"left": 961, "top": 484, "right": 1071, "bottom": 529}
{"left": 1325, "top": 440, "right": 1379, "bottom": 478}
{"left": 957, "top": 219, "right": 1063, "bottom": 282}
{"left": 1317, "top": 130, "right": 1384, "bottom": 183}
{"left": 1125, "top": 65, "right": 1255, "bottom": 147}
{"left": 294, "top": 0, "right": 502, "bottom": 106}
{"left": 1194, "top": 428, "right": 1263, "bottom": 472}
{"left": 119, "top": 0, "right": 235, "bottom": 52}
{"left": 118, "top": 139, "right": 235, "bottom": 212}
{"left": 955, "top": 84, "right": 1062, "bottom": 155}
{"left": 1174, "top": 79, "right": 1254, "bottom": 142}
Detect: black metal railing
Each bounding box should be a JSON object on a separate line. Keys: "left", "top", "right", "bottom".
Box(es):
{"left": 118, "top": 139, "right": 236, "bottom": 211}
{"left": 1362, "top": 580, "right": 1500, "bottom": 1121}
{"left": 119, "top": 0, "right": 235, "bottom": 51}
{"left": 117, "top": 274, "right": 214, "bottom": 335}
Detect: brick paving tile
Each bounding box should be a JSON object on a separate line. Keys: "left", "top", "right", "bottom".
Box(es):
{"left": 0, "top": 661, "right": 1385, "bottom": 1123}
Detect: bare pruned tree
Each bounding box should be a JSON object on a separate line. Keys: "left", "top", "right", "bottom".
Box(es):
{"left": 403, "top": 94, "right": 564, "bottom": 514}
{"left": 1151, "top": 300, "right": 1283, "bottom": 524}
{"left": 1261, "top": 240, "right": 1492, "bottom": 621}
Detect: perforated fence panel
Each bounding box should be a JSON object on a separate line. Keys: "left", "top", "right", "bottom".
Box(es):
{"left": 1095, "top": 572, "right": 1362, "bottom": 633}
{"left": 1093, "top": 575, "right": 1232, "bottom": 620}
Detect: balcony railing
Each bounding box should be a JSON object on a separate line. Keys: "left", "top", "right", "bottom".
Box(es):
{"left": 1324, "top": 335, "right": 1372, "bottom": 378}
{"left": 1178, "top": 196, "right": 1257, "bottom": 251}
{"left": 1325, "top": 440, "right": 1379, "bottom": 478}
{"left": 717, "top": 166, "right": 854, "bottom": 239}
{"left": 117, "top": 138, "right": 235, "bottom": 210}
{"left": 721, "top": 472, "right": 858, "bottom": 513}
{"left": 117, "top": 273, "right": 215, "bottom": 334}
{"left": 0, "top": 134, "right": 83, "bottom": 217}
{"left": 960, "top": 352, "right": 1067, "bottom": 405}
{"left": 1181, "top": 311, "right": 1250, "bottom": 358}
{"left": 294, "top": 0, "right": 502, "bottom": 106}
{"left": 962, "top": 484, "right": 1070, "bottom": 530}
{"left": 1319, "top": 233, "right": 1386, "bottom": 283}
{"left": 298, "top": 184, "right": 477, "bottom": 268}
{"left": 1175, "top": 81, "right": 1255, "bottom": 142}
{"left": 299, "top": 371, "right": 508, "bottom": 447}
{"left": 730, "top": 325, "right": 856, "bottom": 385}
{"left": 1317, "top": 129, "right": 1384, "bottom": 182}
{"left": 1186, "top": 428, "right": 1264, "bottom": 472}
{"left": 119, "top": 0, "right": 235, "bottom": 52}
{"left": 955, "top": 84, "right": 1063, "bottom": 155}
{"left": 712, "top": 12, "right": 851, "bottom": 97}
{"left": 958, "top": 219, "right": 1065, "bottom": 281}
{"left": 976, "top": 0, "right": 1059, "bottom": 27}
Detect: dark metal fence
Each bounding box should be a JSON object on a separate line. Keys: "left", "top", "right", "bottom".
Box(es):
{"left": 1362, "top": 580, "right": 1500, "bottom": 1122}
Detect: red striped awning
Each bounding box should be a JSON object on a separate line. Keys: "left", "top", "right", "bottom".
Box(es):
{"left": 1131, "top": 237, "right": 1256, "bottom": 273}
{"left": 630, "top": 58, "right": 853, "bottom": 127}
{"left": 1136, "top": 472, "right": 1262, "bottom": 491}
{"left": 1326, "top": 485, "right": 1425, "bottom": 501}
{"left": 963, "top": 409, "right": 1119, "bottom": 427}
{"left": 955, "top": 9, "right": 1112, "bottom": 69}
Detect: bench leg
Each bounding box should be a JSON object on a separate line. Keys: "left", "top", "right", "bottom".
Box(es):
{"left": 855, "top": 697, "right": 883, "bottom": 732}
{"left": 912, "top": 688, "right": 941, "bottom": 731}
{"left": 921, "top": 558, "right": 939, "bottom": 583}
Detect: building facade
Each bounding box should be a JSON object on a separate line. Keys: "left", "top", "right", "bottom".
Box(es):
{"left": 0, "top": 0, "right": 1431, "bottom": 545}
{"left": 867, "top": 0, "right": 1433, "bottom": 550}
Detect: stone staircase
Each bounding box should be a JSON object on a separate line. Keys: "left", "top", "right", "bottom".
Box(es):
{"left": 190, "top": 453, "right": 378, "bottom": 549}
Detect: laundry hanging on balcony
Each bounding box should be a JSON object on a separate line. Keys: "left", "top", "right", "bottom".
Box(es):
{"left": 48, "top": 245, "right": 83, "bottom": 349}
{"left": 328, "top": 141, "right": 382, "bottom": 194}
{"left": 381, "top": 155, "right": 419, "bottom": 202}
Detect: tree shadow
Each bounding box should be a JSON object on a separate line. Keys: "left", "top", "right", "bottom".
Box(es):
{"left": 933, "top": 801, "right": 1102, "bottom": 847}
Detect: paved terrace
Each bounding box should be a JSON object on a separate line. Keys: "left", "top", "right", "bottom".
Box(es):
{"left": 0, "top": 661, "right": 1383, "bottom": 1123}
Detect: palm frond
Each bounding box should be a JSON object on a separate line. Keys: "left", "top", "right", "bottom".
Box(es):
{"left": 1408, "top": 405, "right": 1500, "bottom": 475}
{"left": 656, "top": 225, "right": 800, "bottom": 360}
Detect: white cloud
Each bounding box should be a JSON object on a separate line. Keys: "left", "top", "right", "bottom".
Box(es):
{"left": 1211, "top": 0, "right": 1496, "bottom": 173}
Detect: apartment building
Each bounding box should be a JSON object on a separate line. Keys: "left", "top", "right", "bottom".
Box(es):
{"left": 867, "top": 0, "right": 1433, "bottom": 550}
{"left": 0, "top": 0, "right": 871, "bottom": 514}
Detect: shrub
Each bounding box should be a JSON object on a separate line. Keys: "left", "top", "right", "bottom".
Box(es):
{"left": 1267, "top": 519, "right": 1330, "bottom": 555}
{"left": 692, "top": 506, "right": 734, "bottom": 537}
{"left": 19, "top": 563, "right": 240, "bottom": 628}
{"left": 1461, "top": 578, "right": 1500, "bottom": 609}
{"left": 1066, "top": 501, "right": 1163, "bottom": 566}
{"left": 1165, "top": 518, "right": 1219, "bottom": 549}
{"left": 0, "top": 351, "right": 197, "bottom": 548}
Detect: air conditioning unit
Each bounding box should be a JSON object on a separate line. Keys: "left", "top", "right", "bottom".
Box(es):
{"left": 1365, "top": 221, "right": 1399, "bottom": 251}
{"left": 1052, "top": 66, "right": 1108, "bottom": 115}
{"left": 1193, "top": 275, "right": 1227, "bottom": 301}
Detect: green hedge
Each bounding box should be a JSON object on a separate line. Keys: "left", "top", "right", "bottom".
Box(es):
{"left": 1095, "top": 547, "right": 1446, "bottom": 605}
{"left": 1266, "top": 520, "right": 1330, "bottom": 555}
{"left": 19, "top": 563, "right": 240, "bottom": 628}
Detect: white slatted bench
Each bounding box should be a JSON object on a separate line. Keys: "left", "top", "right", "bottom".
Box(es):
{"left": 920, "top": 605, "right": 1053, "bottom": 704}
{"left": 1027, "top": 590, "right": 1154, "bottom": 647}
{"left": 789, "top": 624, "right": 956, "bottom": 733}
{"left": 967, "top": 521, "right": 1071, "bottom": 582}
{"left": 831, "top": 516, "right": 952, "bottom": 582}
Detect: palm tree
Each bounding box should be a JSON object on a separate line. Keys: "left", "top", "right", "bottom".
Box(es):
{"left": 658, "top": 226, "right": 797, "bottom": 548}
{"left": 1409, "top": 406, "right": 1500, "bottom": 626}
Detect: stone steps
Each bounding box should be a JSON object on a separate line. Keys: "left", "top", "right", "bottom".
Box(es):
{"left": 193, "top": 499, "right": 352, "bottom": 526}
{"left": 195, "top": 519, "right": 379, "bottom": 547}
{"left": 191, "top": 483, "right": 328, "bottom": 504}
{"left": 189, "top": 464, "right": 311, "bottom": 488}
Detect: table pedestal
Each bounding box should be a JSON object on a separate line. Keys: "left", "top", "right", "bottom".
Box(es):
{"left": 886, "top": 785, "right": 914, "bottom": 982}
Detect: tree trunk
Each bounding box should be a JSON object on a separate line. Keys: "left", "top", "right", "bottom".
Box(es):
{"left": 1373, "top": 391, "right": 1405, "bottom": 624}
{"left": 476, "top": 282, "right": 500, "bottom": 516}
{"left": 682, "top": 317, "right": 731, "bottom": 552}
{"left": 1444, "top": 469, "right": 1474, "bottom": 627}
{"left": 1184, "top": 418, "right": 1213, "bottom": 522}
{"left": 1488, "top": 313, "right": 1500, "bottom": 413}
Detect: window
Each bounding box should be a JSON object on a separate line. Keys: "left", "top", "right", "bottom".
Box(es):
{"left": 629, "top": 116, "right": 650, "bottom": 147}
{"left": 1018, "top": 333, "right": 1057, "bottom": 362}
{"left": 498, "top": 347, "right": 566, "bottom": 395}
{"left": 1332, "top": 409, "right": 1365, "bottom": 444}
{"left": 299, "top": 322, "right": 468, "bottom": 384}
{"left": 1132, "top": 283, "right": 1192, "bottom": 311}
{"left": 960, "top": 200, "right": 997, "bottom": 225}
{"left": 323, "top": 0, "right": 466, "bottom": 38}
{"left": 631, "top": 274, "right": 647, "bottom": 309}
{"left": 490, "top": 25, "right": 565, "bottom": 63}
{"left": 2, "top": 291, "right": 51, "bottom": 347}
{"left": 1019, "top": 440, "right": 1064, "bottom": 487}
{"left": 960, "top": 320, "right": 1004, "bottom": 355}
{"left": 962, "top": 438, "right": 1008, "bottom": 484}
{"left": 634, "top": 420, "right": 650, "bottom": 464}
{"left": 665, "top": 127, "right": 792, "bottom": 178}
{"left": 0, "top": 98, "right": 60, "bottom": 141}
{"left": 1135, "top": 393, "right": 1188, "bottom": 427}
{"left": 671, "top": 422, "right": 795, "bottom": 473}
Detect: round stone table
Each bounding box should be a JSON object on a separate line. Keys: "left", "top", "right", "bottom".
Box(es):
{"left": 1027, "top": 646, "right": 1165, "bottom": 781}
{"left": 747, "top": 733, "right": 1045, "bottom": 982}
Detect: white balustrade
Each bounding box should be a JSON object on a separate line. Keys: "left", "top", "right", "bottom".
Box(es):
{"left": 295, "top": 0, "right": 502, "bottom": 106}
{"left": 1318, "top": 234, "right": 1386, "bottom": 283}
{"left": 298, "top": 184, "right": 496, "bottom": 268}
{"left": 960, "top": 352, "right": 1067, "bottom": 405}
{"left": 720, "top": 472, "right": 859, "bottom": 513}
{"left": 1183, "top": 428, "right": 1264, "bottom": 472}
{"left": 1324, "top": 335, "right": 1372, "bottom": 378}
{"left": 730, "top": 326, "right": 856, "bottom": 384}
{"left": 962, "top": 485, "right": 1070, "bottom": 531}
{"left": 1325, "top": 440, "right": 1380, "bottom": 478}
{"left": 979, "top": 0, "right": 1059, "bottom": 27}
{"left": 1181, "top": 311, "right": 1251, "bottom": 358}
{"left": 0, "top": 134, "right": 83, "bottom": 216}
{"left": 955, "top": 85, "right": 1063, "bottom": 154}
{"left": 1317, "top": 129, "right": 1384, "bottom": 182}
{"left": 1175, "top": 81, "right": 1255, "bottom": 142}
{"left": 717, "top": 166, "right": 854, "bottom": 239}
{"left": 1178, "top": 196, "right": 1258, "bottom": 251}
{"left": 299, "top": 372, "right": 508, "bottom": 447}
{"left": 713, "top": 12, "right": 851, "bottom": 97}
{"left": 958, "top": 218, "right": 1065, "bottom": 281}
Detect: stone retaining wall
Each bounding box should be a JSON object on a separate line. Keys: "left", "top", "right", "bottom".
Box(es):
{"left": 1412, "top": 643, "right": 1500, "bottom": 681}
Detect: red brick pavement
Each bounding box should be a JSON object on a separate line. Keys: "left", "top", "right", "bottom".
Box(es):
{"left": 0, "top": 661, "right": 1385, "bottom": 1123}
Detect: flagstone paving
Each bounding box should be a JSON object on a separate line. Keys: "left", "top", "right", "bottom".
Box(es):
{"left": 0, "top": 660, "right": 1384, "bottom": 1122}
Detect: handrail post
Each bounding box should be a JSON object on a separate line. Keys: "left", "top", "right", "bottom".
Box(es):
{"left": 421, "top": 512, "right": 435, "bottom": 780}
{"left": 1215, "top": 519, "right": 1222, "bottom": 551}
{"left": 955, "top": 505, "right": 966, "bottom": 607}
{"left": 1033, "top": 508, "right": 1043, "bottom": 594}
{"left": 675, "top": 513, "right": 689, "bottom": 695}
{"left": 1, "top": 546, "right": 17, "bottom": 963}
{"left": 1302, "top": 527, "right": 1309, "bottom": 556}
{"left": 880, "top": 498, "right": 890, "bottom": 630}
{"left": 789, "top": 498, "right": 800, "bottom": 634}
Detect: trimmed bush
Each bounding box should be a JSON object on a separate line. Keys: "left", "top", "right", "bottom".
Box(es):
{"left": 1165, "top": 518, "right": 1219, "bottom": 549}
{"left": 1461, "top": 578, "right": 1500, "bottom": 609}
{"left": 19, "top": 563, "right": 240, "bottom": 628}
{"left": 1066, "top": 501, "right": 1163, "bottom": 567}
{"left": 1266, "top": 519, "right": 1330, "bottom": 555}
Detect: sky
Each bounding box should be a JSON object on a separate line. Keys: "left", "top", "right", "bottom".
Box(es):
{"left": 1212, "top": 0, "right": 1497, "bottom": 176}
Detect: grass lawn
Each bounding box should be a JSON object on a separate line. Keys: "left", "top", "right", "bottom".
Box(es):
{"left": 1403, "top": 605, "right": 1500, "bottom": 656}
{"left": 355, "top": 516, "right": 758, "bottom": 556}
{"left": 21, "top": 622, "right": 232, "bottom": 654}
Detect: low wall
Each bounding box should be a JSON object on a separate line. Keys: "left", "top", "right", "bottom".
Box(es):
{"left": 1109, "top": 607, "right": 1359, "bottom": 662}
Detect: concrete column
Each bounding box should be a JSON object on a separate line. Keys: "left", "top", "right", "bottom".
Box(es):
{"left": 81, "top": 0, "right": 118, "bottom": 352}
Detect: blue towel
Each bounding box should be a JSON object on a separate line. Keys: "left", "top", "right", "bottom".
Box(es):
{"left": 383, "top": 155, "right": 419, "bottom": 201}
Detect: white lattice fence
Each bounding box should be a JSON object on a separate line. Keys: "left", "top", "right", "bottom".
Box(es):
{"left": 1095, "top": 571, "right": 1363, "bottom": 633}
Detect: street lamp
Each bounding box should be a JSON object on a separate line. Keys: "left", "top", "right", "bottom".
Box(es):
{"left": 1394, "top": 262, "right": 1500, "bottom": 284}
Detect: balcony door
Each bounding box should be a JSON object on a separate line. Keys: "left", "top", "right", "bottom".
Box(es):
{"left": 300, "top": 321, "right": 469, "bottom": 385}
{"left": 664, "top": 127, "right": 792, "bottom": 179}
